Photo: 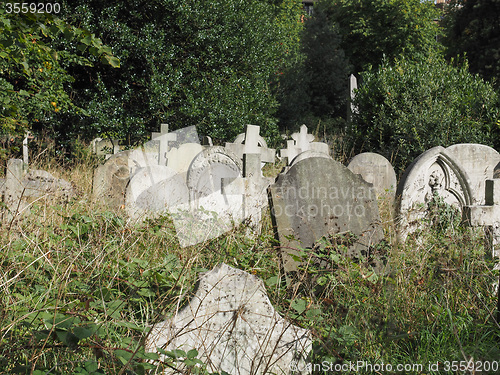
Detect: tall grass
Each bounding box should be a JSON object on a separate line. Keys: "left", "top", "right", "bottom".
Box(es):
{"left": 0, "top": 151, "right": 499, "bottom": 374}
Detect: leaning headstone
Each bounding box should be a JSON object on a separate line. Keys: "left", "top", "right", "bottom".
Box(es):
{"left": 186, "top": 146, "right": 243, "bottom": 199}
{"left": 22, "top": 169, "right": 74, "bottom": 200}
{"left": 146, "top": 263, "right": 311, "bottom": 375}
{"left": 165, "top": 143, "right": 204, "bottom": 175}
{"left": 93, "top": 151, "right": 135, "bottom": 210}
{"left": 173, "top": 146, "right": 244, "bottom": 246}
{"left": 125, "top": 165, "right": 189, "bottom": 220}
{"left": 347, "top": 152, "right": 397, "bottom": 201}
{"left": 269, "top": 157, "right": 383, "bottom": 272}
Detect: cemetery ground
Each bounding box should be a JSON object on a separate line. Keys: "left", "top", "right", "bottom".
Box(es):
{"left": 1, "top": 151, "right": 500, "bottom": 375}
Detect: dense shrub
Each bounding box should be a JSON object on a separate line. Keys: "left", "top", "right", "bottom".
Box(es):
{"left": 347, "top": 54, "right": 500, "bottom": 173}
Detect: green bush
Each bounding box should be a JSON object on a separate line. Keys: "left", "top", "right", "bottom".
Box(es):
{"left": 347, "top": 54, "right": 500, "bottom": 173}
{"left": 48, "top": 0, "right": 301, "bottom": 149}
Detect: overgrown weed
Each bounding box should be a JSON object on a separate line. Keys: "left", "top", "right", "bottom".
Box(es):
{"left": 0, "top": 156, "right": 499, "bottom": 374}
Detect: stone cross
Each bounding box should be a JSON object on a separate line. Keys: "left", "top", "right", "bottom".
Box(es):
{"left": 463, "top": 179, "right": 500, "bottom": 258}
{"left": 225, "top": 125, "right": 275, "bottom": 174}
{"left": 151, "top": 123, "right": 177, "bottom": 166}
{"left": 223, "top": 125, "right": 275, "bottom": 222}
{"left": 279, "top": 124, "right": 329, "bottom": 164}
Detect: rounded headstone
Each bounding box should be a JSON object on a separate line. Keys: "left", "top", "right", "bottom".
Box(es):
{"left": 347, "top": 152, "right": 397, "bottom": 200}
{"left": 445, "top": 144, "right": 500, "bottom": 205}
{"left": 187, "top": 146, "right": 242, "bottom": 198}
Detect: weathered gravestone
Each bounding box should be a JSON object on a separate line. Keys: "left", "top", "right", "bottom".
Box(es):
{"left": 2, "top": 159, "right": 75, "bottom": 221}
{"left": 269, "top": 157, "right": 383, "bottom": 272}
{"left": 93, "top": 151, "right": 136, "bottom": 210}
{"left": 347, "top": 152, "right": 397, "bottom": 201}
{"left": 2, "top": 159, "right": 27, "bottom": 220}
{"left": 146, "top": 263, "right": 311, "bottom": 375}
{"left": 279, "top": 125, "right": 329, "bottom": 165}
{"left": 125, "top": 165, "right": 189, "bottom": 220}
{"left": 172, "top": 146, "right": 245, "bottom": 247}
{"left": 396, "top": 146, "right": 473, "bottom": 241}
{"left": 445, "top": 144, "right": 500, "bottom": 205}
{"left": 396, "top": 144, "right": 500, "bottom": 241}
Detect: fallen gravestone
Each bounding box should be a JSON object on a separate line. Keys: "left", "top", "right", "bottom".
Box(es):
{"left": 347, "top": 152, "right": 397, "bottom": 201}
{"left": 146, "top": 263, "right": 311, "bottom": 375}
{"left": 269, "top": 157, "right": 383, "bottom": 272}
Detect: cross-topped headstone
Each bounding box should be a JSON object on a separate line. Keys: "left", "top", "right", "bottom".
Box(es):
{"left": 279, "top": 124, "right": 329, "bottom": 165}
{"left": 225, "top": 125, "right": 275, "bottom": 175}
{"left": 151, "top": 123, "right": 177, "bottom": 166}
{"left": 463, "top": 179, "right": 500, "bottom": 258}
{"left": 222, "top": 125, "right": 275, "bottom": 223}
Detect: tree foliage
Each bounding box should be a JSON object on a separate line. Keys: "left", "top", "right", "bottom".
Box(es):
{"left": 0, "top": 8, "right": 118, "bottom": 152}
{"left": 276, "top": 2, "right": 351, "bottom": 131}
{"left": 324, "top": 0, "right": 441, "bottom": 74}
{"left": 348, "top": 54, "right": 500, "bottom": 173}
{"left": 56, "top": 0, "right": 302, "bottom": 145}
{"left": 444, "top": 0, "right": 500, "bottom": 88}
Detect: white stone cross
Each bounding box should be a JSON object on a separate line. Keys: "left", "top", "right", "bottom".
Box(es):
{"left": 222, "top": 125, "right": 275, "bottom": 222}
{"left": 225, "top": 125, "right": 276, "bottom": 171}
{"left": 463, "top": 179, "right": 500, "bottom": 258}
{"left": 151, "top": 123, "right": 177, "bottom": 166}
{"left": 279, "top": 124, "right": 329, "bottom": 164}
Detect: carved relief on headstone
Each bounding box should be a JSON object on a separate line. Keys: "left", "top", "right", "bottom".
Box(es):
{"left": 146, "top": 263, "right": 311, "bottom": 375}
{"left": 396, "top": 146, "right": 473, "bottom": 241}
{"left": 186, "top": 146, "right": 243, "bottom": 200}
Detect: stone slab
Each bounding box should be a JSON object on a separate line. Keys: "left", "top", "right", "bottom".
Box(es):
{"left": 146, "top": 263, "right": 311, "bottom": 375}
{"left": 269, "top": 157, "right": 383, "bottom": 272}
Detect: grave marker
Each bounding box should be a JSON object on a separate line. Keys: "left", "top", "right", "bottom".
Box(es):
{"left": 146, "top": 263, "right": 311, "bottom": 375}
{"left": 269, "top": 157, "right": 383, "bottom": 272}
{"left": 279, "top": 125, "right": 329, "bottom": 165}
{"left": 151, "top": 123, "right": 177, "bottom": 166}
{"left": 347, "top": 152, "right": 397, "bottom": 200}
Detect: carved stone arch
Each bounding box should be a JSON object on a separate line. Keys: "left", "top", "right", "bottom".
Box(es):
{"left": 396, "top": 146, "right": 473, "bottom": 241}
